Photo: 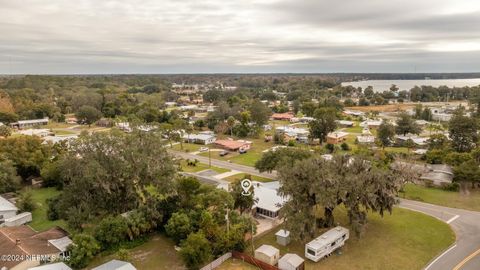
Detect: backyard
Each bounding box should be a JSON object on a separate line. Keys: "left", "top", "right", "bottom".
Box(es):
{"left": 402, "top": 183, "right": 480, "bottom": 212}
{"left": 26, "top": 187, "right": 68, "bottom": 232}
{"left": 88, "top": 233, "right": 185, "bottom": 270}
{"left": 250, "top": 207, "right": 454, "bottom": 270}
{"left": 223, "top": 173, "right": 274, "bottom": 183}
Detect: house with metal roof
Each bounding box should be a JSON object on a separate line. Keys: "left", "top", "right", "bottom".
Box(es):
{"left": 92, "top": 259, "right": 137, "bottom": 270}
{"left": 278, "top": 253, "right": 305, "bottom": 270}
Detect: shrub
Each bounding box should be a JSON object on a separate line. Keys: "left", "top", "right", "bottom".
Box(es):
{"left": 47, "top": 196, "right": 61, "bottom": 221}
{"left": 67, "top": 233, "right": 100, "bottom": 269}
{"left": 325, "top": 143, "right": 335, "bottom": 153}
{"left": 17, "top": 190, "right": 36, "bottom": 212}
{"left": 441, "top": 182, "right": 460, "bottom": 192}
{"left": 94, "top": 216, "right": 129, "bottom": 250}
{"left": 288, "top": 140, "right": 296, "bottom": 147}
{"left": 340, "top": 142, "right": 350, "bottom": 151}
{"left": 180, "top": 232, "right": 212, "bottom": 270}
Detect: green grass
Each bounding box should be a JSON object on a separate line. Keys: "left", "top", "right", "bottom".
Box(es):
{"left": 27, "top": 187, "right": 68, "bottom": 232}
{"left": 343, "top": 125, "right": 363, "bottom": 133}
{"left": 223, "top": 173, "right": 274, "bottom": 183}
{"left": 402, "top": 183, "right": 480, "bottom": 211}
{"left": 52, "top": 129, "right": 77, "bottom": 135}
{"left": 89, "top": 233, "right": 184, "bottom": 269}
{"left": 179, "top": 160, "right": 230, "bottom": 174}
{"left": 218, "top": 258, "right": 259, "bottom": 270}
{"left": 198, "top": 138, "right": 275, "bottom": 167}
{"left": 171, "top": 142, "right": 203, "bottom": 152}
{"left": 251, "top": 207, "right": 454, "bottom": 270}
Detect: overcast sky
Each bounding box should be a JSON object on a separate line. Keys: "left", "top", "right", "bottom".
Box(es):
{"left": 1, "top": 0, "right": 480, "bottom": 74}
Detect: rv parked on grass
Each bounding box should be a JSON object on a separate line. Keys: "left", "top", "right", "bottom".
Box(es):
{"left": 305, "top": 226, "right": 349, "bottom": 262}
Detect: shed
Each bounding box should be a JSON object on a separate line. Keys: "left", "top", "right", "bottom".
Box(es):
{"left": 254, "top": 244, "right": 280, "bottom": 266}
{"left": 278, "top": 253, "right": 305, "bottom": 270}
{"left": 275, "top": 229, "right": 291, "bottom": 246}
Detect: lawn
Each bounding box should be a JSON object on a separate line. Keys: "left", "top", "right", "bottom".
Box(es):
{"left": 250, "top": 207, "right": 454, "bottom": 270}
{"left": 27, "top": 187, "right": 68, "bottom": 232}
{"left": 223, "top": 173, "right": 274, "bottom": 183}
{"left": 88, "top": 233, "right": 185, "bottom": 270}
{"left": 402, "top": 183, "right": 480, "bottom": 211}
{"left": 52, "top": 129, "right": 78, "bottom": 135}
{"left": 343, "top": 125, "right": 363, "bottom": 133}
{"left": 172, "top": 142, "right": 203, "bottom": 152}
{"left": 179, "top": 160, "right": 230, "bottom": 174}
{"left": 198, "top": 138, "right": 275, "bottom": 167}
{"left": 217, "top": 258, "right": 259, "bottom": 270}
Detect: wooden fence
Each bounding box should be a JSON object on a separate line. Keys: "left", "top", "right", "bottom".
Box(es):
{"left": 232, "top": 251, "right": 280, "bottom": 270}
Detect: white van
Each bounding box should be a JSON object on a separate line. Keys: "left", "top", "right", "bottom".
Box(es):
{"left": 305, "top": 226, "right": 349, "bottom": 262}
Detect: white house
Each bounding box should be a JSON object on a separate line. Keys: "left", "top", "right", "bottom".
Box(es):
{"left": 278, "top": 253, "right": 305, "bottom": 270}
{"left": 11, "top": 117, "right": 49, "bottom": 129}
{"left": 337, "top": 120, "right": 354, "bottom": 127}
{"left": 0, "top": 196, "right": 18, "bottom": 223}
{"left": 182, "top": 133, "right": 216, "bottom": 145}
{"left": 18, "top": 128, "right": 52, "bottom": 137}
{"left": 432, "top": 113, "right": 452, "bottom": 122}
{"left": 360, "top": 119, "right": 383, "bottom": 128}
{"left": 4, "top": 212, "right": 32, "bottom": 227}
{"left": 305, "top": 226, "right": 349, "bottom": 262}
{"left": 92, "top": 259, "right": 137, "bottom": 270}
{"left": 356, "top": 135, "right": 375, "bottom": 144}
{"left": 252, "top": 182, "right": 288, "bottom": 219}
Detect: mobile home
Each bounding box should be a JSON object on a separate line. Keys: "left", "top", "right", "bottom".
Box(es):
{"left": 305, "top": 226, "right": 349, "bottom": 262}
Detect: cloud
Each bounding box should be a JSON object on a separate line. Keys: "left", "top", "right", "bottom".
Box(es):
{"left": 0, "top": 0, "right": 479, "bottom": 73}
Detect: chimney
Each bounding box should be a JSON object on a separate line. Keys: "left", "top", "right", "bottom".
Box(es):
{"left": 15, "top": 239, "right": 21, "bottom": 245}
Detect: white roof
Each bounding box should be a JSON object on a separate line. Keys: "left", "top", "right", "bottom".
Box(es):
{"left": 327, "top": 131, "right": 349, "bottom": 139}
{"left": 18, "top": 129, "right": 51, "bottom": 136}
{"left": 5, "top": 212, "right": 31, "bottom": 222}
{"left": 0, "top": 122, "right": 4, "bottom": 126}
{"left": 28, "top": 262, "right": 72, "bottom": 270}
{"left": 48, "top": 236, "right": 73, "bottom": 252}
{"left": 17, "top": 118, "right": 49, "bottom": 125}
{"left": 253, "top": 182, "right": 288, "bottom": 212}
{"left": 307, "top": 226, "right": 349, "bottom": 250}
{"left": 0, "top": 196, "right": 17, "bottom": 212}
{"left": 356, "top": 135, "right": 375, "bottom": 143}
{"left": 255, "top": 245, "right": 279, "bottom": 257}
{"left": 182, "top": 133, "right": 216, "bottom": 141}
{"left": 92, "top": 260, "right": 136, "bottom": 270}
{"left": 360, "top": 120, "right": 382, "bottom": 126}
{"left": 275, "top": 229, "right": 290, "bottom": 237}
{"left": 279, "top": 253, "right": 304, "bottom": 267}
{"left": 337, "top": 120, "right": 354, "bottom": 125}
{"left": 276, "top": 126, "right": 309, "bottom": 136}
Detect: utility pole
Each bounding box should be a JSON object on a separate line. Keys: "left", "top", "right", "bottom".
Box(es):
{"left": 225, "top": 207, "right": 230, "bottom": 235}
{"left": 208, "top": 147, "right": 211, "bottom": 167}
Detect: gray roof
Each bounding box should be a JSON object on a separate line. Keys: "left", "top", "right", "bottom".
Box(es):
{"left": 28, "top": 262, "right": 72, "bottom": 270}
{"left": 275, "top": 229, "right": 290, "bottom": 237}
{"left": 307, "top": 226, "right": 349, "bottom": 250}
{"left": 92, "top": 260, "right": 136, "bottom": 270}
{"left": 0, "top": 196, "right": 17, "bottom": 212}
{"left": 279, "top": 253, "right": 304, "bottom": 267}
{"left": 48, "top": 236, "right": 73, "bottom": 252}
{"left": 255, "top": 245, "right": 279, "bottom": 257}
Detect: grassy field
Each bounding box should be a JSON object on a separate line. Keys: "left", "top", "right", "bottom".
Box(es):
{"left": 402, "top": 183, "right": 480, "bottom": 211}
{"left": 198, "top": 138, "right": 274, "bottom": 167}
{"left": 217, "top": 259, "right": 259, "bottom": 270}
{"left": 179, "top": 160, "right": 230, "bottom": 174}
{"left": 89, "top": 234, "right": 185, "bottom": 270}
{"left": 52, "top": 129, "right": 78, "bottom": 135}
{"left": 223, "top": 173, "right": 274, "bottom": 183}
{"left": 27, "top": 187, "right": 68, "bottom": 232}
{"left": 172, "top": 142, "right": 203, "bottom": 152}
{"left": 250, "top": 207, "right": 454, "bottom": 270}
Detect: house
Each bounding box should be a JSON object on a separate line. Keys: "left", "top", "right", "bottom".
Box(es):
{"left": 356, "top": 135, "right": 375, "bottom": 144}
{"left": 337, "top": 120, "right": 354, "bottom": 127}
{"left": 182, "top": 133, "right": 216, "bottom": 145}
{"left": 326, "top": 131, "right": 349, "bottom": 144}
{"left": 92, "top": 259, "right": 137, "bottom": 270}
{"left": 395, "top": 135, "right": 429, "bottom": 146}
{"left": 252, "top": 181, "right": 288, "bottom": 219}
{"left": 276, "top": 126, "right": 309, "bottom": 143}
{"left": 18, "top": 129, "right": 53, "bottom": 137}
{"left": 343, "top": 110, "right": 364, "bottom": 117}
{"left": 271, "top": 112, "right": 295, "bottom": 121}
{"left": 0, "top": 195, "right": 18, "bottom": 222}
{"left": 28, "top": 262, "right": 72, "bottom": 270}
{"left": 278, "top": 253, "right": 305, "bottom": 270}
{"left": 42, "top": 135, "right": 78, "bottom": 145}
{"left": 254, "top": 245, "right": 280, "bottom": 266}
{"left": 3, "top": 212, "right": 32, "bottom": 227}
{"left": 215, "top": 139, "right": 252, "bottom": 152}
{"left": 275, "top": 229, "right": 291, "bottom": 246}
{"left": 360, "top": 119, "right": 382, "bottom": 129}
{"left": 10, "top": 118, "right": 49, "bottom": 129}
{"left": 305, "top": 226, "right": 349, "bottom": 262}
{"left": 65, "top": 117, "right": 78, "bottom": 124}
{"left": 432, "top": 113, "right": 452, "bottom": 122}
{"left": 392, "top": 161, "right": 453, "bottom": 186}
{"left": 415, "top": 120, "right": 429, "bottom": 126}
{"left": 165, "top": 101, "right": 177, "bottom": 107}
{"left": 0, "top": 226, "right": 71, "bottom": 269}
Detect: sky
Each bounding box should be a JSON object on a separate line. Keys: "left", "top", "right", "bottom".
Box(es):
{"left": 1, "top": 0, "right": 480, "bottom": 74}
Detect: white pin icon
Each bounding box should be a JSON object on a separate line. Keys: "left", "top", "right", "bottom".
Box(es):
{"left": 241, "top": 179, "right": 252, "bottom": 196}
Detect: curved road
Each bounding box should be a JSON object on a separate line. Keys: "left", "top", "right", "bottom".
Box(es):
{"left": 171, "top": 150, "right": 480, "bottom": 270}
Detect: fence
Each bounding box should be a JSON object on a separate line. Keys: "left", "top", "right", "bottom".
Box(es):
{"left": 200, "top": 252, "right": 232, "bottom": 270}
{"left": 232, "top": 251, "right": 280, "bottom": 270}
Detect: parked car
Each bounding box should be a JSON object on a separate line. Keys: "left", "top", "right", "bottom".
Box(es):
{"left": 199, "top": 147, "right": 209, "bottom": 152}
{"left": 219, "top": 151, "right": 229, "bottom": 156}
{"left": 239, "top": 148, "right": 248, "bottom": 154}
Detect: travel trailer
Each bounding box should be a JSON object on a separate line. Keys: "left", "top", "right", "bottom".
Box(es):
{"left": 305, "top": 226, "right": 349, "bottom": 262}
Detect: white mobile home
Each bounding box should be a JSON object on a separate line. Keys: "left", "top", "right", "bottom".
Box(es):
{"left": 0, "top": 196, "right": 18, "bottom": 224}
{"left": 4, "top": 212, "right": 32, "bottom": 227}
{"left": 305, "top": 226, "right": 349, "bottom": 262}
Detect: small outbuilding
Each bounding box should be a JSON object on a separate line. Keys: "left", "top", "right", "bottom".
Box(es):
{"left": 92, "top": 259, "right": 136, "bottom": 270}
{"left": 275, "top": 229, "right": 291, "bottom": 246}
{"left": 254, "top": 244, "right": 280, "bottom": 266}
{"left": 278, "top": 253, "right": 305, "bottom": 270}
{"left": 4, "top": 212, "right": 32, "bottom": 227}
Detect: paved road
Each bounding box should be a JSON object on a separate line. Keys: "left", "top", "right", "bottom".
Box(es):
{"left": 399, "top": 200, "right": 480, "bottom": 270}
{"left": 170, "top": 150, "right": 277, "bottom": 179}
{"left": 171, "top": 150, "right": 480, "bottom": 270}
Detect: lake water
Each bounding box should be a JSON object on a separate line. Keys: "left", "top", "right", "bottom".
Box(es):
{"left": 341, "top": 78, "right": 480, "bottom": 92}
